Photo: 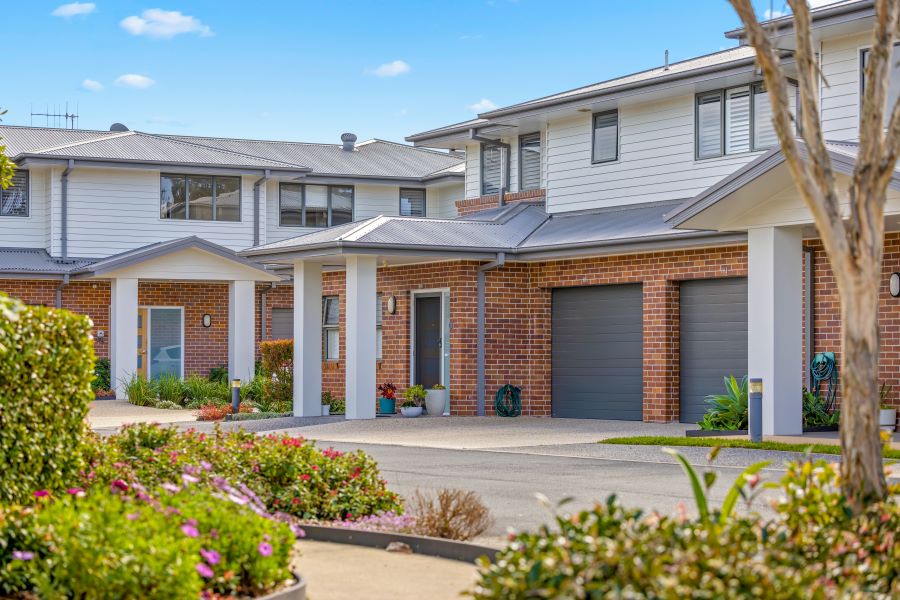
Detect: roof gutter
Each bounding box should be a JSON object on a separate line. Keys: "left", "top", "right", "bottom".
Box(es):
{"left": 476, "top": 252, "right": 505, "bottom": 416}
{"left": 470, "top": 128, "right": 511, "bottom": 206}
{"left": 61, "top": 159, "right": 75, "bottom": 260}
{"left": 253, "top": 169, "right": 271, "bottom": 247}
{"left": 723, "top": 0, "right": 874, "bottom": 39}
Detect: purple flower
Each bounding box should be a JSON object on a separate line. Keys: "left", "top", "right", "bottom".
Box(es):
{"left": 12, "top": 551, "right": 34, "bottom": 561}
{"left": 257, "top": 542, "right": 273, "bottom": 557}
{"left": 200, "top": 461, "right": 212, "bottom": 471}
{"left": 161, "top": 482, "right": 179, "bottom": 494}
{"left": 110, "top": 479, "right": 129, "bottom": 493}
{"left": 195, "top": 562, "right": 214, "bottom": 579}
{"left": 182, "top": 473, "right": 199, "bottom": 485}
{"left": 33, "top": 490, "right": 49, "bottom": 498}
{"left": 181, "top": 524, "right": 200, "bottom": 538}
{"left": 126, "top": 512, "right": 140, "bottom": 521}
{"left": 66, "top": 487, "right": 84, "bottom": 497}
{"left": 200, "top": 548, "right": 221, "bottom": 566}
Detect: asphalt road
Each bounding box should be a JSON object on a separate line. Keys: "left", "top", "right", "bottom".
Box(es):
{"left": 326, "top": 441, "right": 779, "bottom": 545}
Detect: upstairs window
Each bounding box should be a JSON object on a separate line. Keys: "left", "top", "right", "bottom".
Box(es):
{"left": 160, "top": 174, "right": 241, "bottom": 221}
{"left": 592, "top": 110, "right": 619, "bottom": 164}
{"left": 696, "top": 83, "right": 789, "bottom": 159}
{"left": 279, "top": 183, "right": 355, "bottom": 228}
{"left": 0, "top": 170, "right": 28, "bottom": 217}
{"left": 399, "top": 188, "right": 426, "bottom": 217}
{"left": 518, "top": 132, "right": 541, "bottom": 190}
{"left": 323, "top": 296, "right": 339, "bottom": 361}
{"left": 481, "top": 144, "right": 502, "bottom": 195}
{"left": 861, "top": 44, "right": 900, "bottom": 126}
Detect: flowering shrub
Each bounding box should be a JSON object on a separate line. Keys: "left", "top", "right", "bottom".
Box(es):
{"left": 1, "top": 478, "right": 296, "bottom": 599}
{"left": 86, "top": 423, "right": 403, "bottom": 521}
{"left": 471, "top": 455, "right": 900, "bottom": 599}
{"left": 196, "top": 401, "right": 254, "bottom": 421}
{"left": 259, "top": 340, "right": 293, "bottom": 411}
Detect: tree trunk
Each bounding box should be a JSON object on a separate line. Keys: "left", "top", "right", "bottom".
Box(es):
{"left": 837, "top": 256, "right": 887, "bottom": 509}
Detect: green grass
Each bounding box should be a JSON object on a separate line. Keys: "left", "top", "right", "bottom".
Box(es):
{"left": 599, "top": 436, "right": 900, "bottom": 459}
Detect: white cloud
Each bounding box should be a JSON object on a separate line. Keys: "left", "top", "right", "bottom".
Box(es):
{"left": 115, "top": 74, "right": 156, "bottom": 89}
{"left": 81, "top": 79, "right": 103, "bottom": 92}
{"left": 51, "top": 2, "right": 95, "bottom": 17}
{"left": 468, "top": 98, "right": 497, "bottom": 113}
{"left": 371, "top": 60, "right": 411, "bottom": 77}
{"left": 120, "top": 9, "right": 212, "bottom": 39}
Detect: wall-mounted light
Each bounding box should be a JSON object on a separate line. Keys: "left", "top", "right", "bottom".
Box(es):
{"left": 202, "top": 314, "right": 212, "bottom": 328}
{"left": 387, "top": 295, "right": 397, "bottom": 315}
{"left": 891, "top": 273, "right": 900, "bottom": 298}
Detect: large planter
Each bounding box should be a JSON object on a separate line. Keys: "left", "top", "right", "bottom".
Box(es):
{"left": 378, "top": 397, "right": 396, "bottom": 414}
{"left": 880, "top": 407, "right": 897, "bottom": 432}
{"left": 400, "top": 406, "right": 423, "bottom": 417}
{"left": 260, "top": 572, "right": 306, "bottom": 600}
{"left": 321, "top": 404, "right": 331, "bottom": 416}
{"left": 425, "top": 389, "right": 447, "bottom": 416}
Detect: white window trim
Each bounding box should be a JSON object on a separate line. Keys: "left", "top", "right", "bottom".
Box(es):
{"left": 0, "top": 170, "right": 30, "bottom": 219}
{"left": 591, "top": 110, "right": 620, "bottom": 165}
{"left": 322, "top": 296, "right": 340, "bottom": 362}
{"left": 158, "top": 174, "right": 243, "bottom": 223}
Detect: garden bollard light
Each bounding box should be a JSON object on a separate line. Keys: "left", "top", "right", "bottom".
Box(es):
{"left": 231, "top": 379, "right": 241, "bottom": 414}
{"left": 749, "top": 378, "right": 763, "bottom": 443}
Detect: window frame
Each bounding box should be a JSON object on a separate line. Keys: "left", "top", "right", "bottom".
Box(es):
{"left": 0, "top": 170, "right": 29, "bottom": 218}
{"left": 480, "top": 144, "right": 502, "bottom": 196}
{"left": 591, "top": 110, "right": 620, "bottom": 165}
{"left": 695, "top": 83, "right": 790, "bottom": 160}
{"left": 518, "top": 132, "right": 542, "bottom": 191}
{"left": 278, "top": 183, "right": 356, "bottom": 228}
{"left": 159, "top": 173, "right": 242, "bottom": 222}
{"left": 322, "top": 295, "right": 340, "bottom": 362}
{"left": 859, "top": 43, "right": 900, "bottom": 127}
{"left": 399, "top": 188, "right": 426, "bottom": 217}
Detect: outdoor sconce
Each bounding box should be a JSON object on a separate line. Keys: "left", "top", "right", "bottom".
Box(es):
{"left": 387, "top": 295, "right": 397, "bottom": 315}
{"left": 891, "top": 273, "right": 900, "bottom": 298}
{"left": 202, "top": 314, "right": 212, "bottom": 328}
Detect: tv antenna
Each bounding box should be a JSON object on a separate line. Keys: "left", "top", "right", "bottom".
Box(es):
{"left": 30, "top": 102, "right": 79, "bottom": 129}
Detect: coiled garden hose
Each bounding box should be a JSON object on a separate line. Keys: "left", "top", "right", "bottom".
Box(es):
{"left": 494, "top": 384, "right": 522, "bottom": 417}
{"left": 810, "top": 352, "right": 838, "bottom": 413}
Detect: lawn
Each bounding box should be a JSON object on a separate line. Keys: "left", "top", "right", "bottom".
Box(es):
{"left": 599, "top": 436, "right": 900, "bottom": 459}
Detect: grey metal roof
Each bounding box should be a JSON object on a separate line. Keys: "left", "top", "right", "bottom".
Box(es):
{"left": 0, "top": 248, "right": 95, "bottom": 276}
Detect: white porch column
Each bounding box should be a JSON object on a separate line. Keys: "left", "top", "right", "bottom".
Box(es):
{"left": 748, "top": 226, "right": 803, "bottom": 435}
{"left": 228, "top": 280, "right": 256, "bottom": 384}
{"left": 345, "top": 255, "right": 377, "bottom": 420}
{"left": 294, "top": 261, "right": 322, "bottom": 416}
{"left": 110, "top": 278, "right": 138, "bottom": 399}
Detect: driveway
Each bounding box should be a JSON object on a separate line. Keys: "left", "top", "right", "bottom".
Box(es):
{"left": 88, "top": 399, "right": 198, "bottom": 429}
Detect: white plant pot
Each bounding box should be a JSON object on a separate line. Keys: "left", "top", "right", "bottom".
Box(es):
{"left": 321, "top": 404, "right": 331, "bottom": 416}
{"left": 425, "top": 389, "right": 448, "bottom": 416}
{"left": 879, "top": 408, "right": 897, "bottom": 431}
{"left": 400, "top": 406, "right": 423, "bottom": 418}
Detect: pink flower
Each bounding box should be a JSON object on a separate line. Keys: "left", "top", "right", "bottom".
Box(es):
{"left": 33, "top": 490, "right": 49, "bottom": 498}
{"left": 182, "top": 473, "right": 199, "bottom": 485}
{"left": 66, "top": 487, "right": 85, "bottom": 497}
{"left": 161, "top": 482, "right": 179, "bottom": 494}
{"left": 181, "top": 524, "right": 200, "bottom": 538}
{"left": 200, "top": 461, "right": 212, "bottom": 471}
{"left": 300, "top": 474, "right": 310, "bottom": 481}
{"left": 12, "top": 551, "right": 34, "bottom": 561}
{"left": 195, "top": 562, "right": 214, "bottom": 578}
{"left": 257, "top": 542, "right": 273, "bottom": 557}
{"left": 110, "top": 479, "right": 129, "bottom": 493}
{"left": 200, "top": 548, "right": 221, "bottom": 566}
{"left": 126, "top": 512, "right": 140, "bottom": 521}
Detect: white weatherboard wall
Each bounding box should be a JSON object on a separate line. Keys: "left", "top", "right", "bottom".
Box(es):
{"left": 545, "top": 96, "right": 768, "bottom": 213}
{"left": 820, "top": 31, "right": 867, "bottom": 142}
{"left": 0, "top": 167, "right": 48, "bottom": 249}
{"left": 62, "top": 168, "right": 256, "bottom": 258}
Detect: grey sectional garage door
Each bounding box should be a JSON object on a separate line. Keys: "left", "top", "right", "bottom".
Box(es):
{"left": 679, "top": 278, "right": 748, "bottom": 423}
{"left": 551, "top": 284, "right": 643, "bottom": 420}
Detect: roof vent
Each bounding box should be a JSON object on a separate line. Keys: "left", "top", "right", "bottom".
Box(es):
{"left": 109, "top": 123, "right": 129, "bottom": 132}
{"left": 341, "top": 132, "right": 357, "bottom": 151}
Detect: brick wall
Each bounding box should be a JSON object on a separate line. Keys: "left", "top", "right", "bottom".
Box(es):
{"left": 455, "top": 189, "right": 545, "bottom": 217}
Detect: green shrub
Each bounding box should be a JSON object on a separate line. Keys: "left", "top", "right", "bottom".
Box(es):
{"left": 122, "top": 374, "right": 157, "bottom": 407}
{"left": 87, "top": 423, "right": 403, "bottom": 521}
{"left": 241, "top": 375, "right": 267, "bottom": 406}
{"left": 260, "top": 340, "right": 293, "bottom": 411}
{"left": 0, "top": 294, "right": 94, "bottom": 504}
{"left": 328, "top": 396, "right": 346, "bottom": 415}
{"left": 3, "top": 481, "right": 295, "bottom": 598}
{"left": 155, "top": 372, "right": 184, "bottom": 405}
{"left": 698, "top": 375, "right": 748, "bottom": 430}
{"left": 92, "top": 357, "right": 111, "bottom": 391}
{"left": 403, "top": 384, "right": 426, "bottom": 407}
{"left": 208, "top": 365, "right": 228, "bottom": 384}
{"left": 802, "top": 389, "right": 840, "bottom": 427}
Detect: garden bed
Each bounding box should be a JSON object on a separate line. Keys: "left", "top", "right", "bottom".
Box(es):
{"left": 686, "top": 425, "right": 839, "bottom": 437}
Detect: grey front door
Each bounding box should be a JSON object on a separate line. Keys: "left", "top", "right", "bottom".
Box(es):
{"left": 551, "top": 284, "right": 644, "bottom": 420}
{"left": 415, "top": 296, "right": 442, "bottom": 389}
{"left": 679, "top": 278, "right": 748, "bottom": 423}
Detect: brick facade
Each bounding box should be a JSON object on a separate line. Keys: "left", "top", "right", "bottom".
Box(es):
{"left": 454, "top": 189, "right": 546, "bottom": 217}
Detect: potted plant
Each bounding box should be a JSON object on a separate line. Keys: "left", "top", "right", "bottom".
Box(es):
{"left": 880, "top": 382, "right": 897, "bottom": 432}
{"left": 378, "top": 382, "right": 397, "bottom": 415}
{"left": 400, "top": 384, "right": 425, "bottom": 417}
{"left": 425, "top": 383, "right": 448, "bottom": 416}
{"left": 321, "top": 391, "right": 333, "bottom": 416}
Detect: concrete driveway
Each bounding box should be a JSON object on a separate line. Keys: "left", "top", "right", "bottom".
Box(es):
{"left": 88, "top": 399, "right": 198, "bottom": 429}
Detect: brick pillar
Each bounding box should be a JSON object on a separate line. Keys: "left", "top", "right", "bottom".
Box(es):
{"left": 643, "top": 279, "right": 679, "bottom": 422}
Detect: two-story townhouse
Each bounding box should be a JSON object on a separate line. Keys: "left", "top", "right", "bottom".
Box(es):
{"left": 0, "top": 125, "right": 463, "bottom": 394}
{"left": 243, "top": 0, "right": 900, "bottom": 432}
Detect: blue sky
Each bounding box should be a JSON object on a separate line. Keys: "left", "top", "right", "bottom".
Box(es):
{"left": 2, "top": 1, "right": 786, "bottom": 144}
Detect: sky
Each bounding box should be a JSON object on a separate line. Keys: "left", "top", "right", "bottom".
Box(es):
{"left": 2, "top": 0, "right": 796, "bottom": 145}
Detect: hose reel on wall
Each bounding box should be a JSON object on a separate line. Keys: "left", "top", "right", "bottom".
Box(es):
{"left": 494, "top": 384, "right": 522, "bottom": 417}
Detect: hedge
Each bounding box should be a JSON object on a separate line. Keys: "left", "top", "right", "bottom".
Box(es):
{"left": 0, "top": 294, "right": 94, "bottom": 504}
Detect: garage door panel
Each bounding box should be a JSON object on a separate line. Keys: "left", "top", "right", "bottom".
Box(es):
{"left": 552, "top": 284, "right": 643, "bottom": 420}
{"left": 679, "top": 278, "right": 748, "bottom": 423}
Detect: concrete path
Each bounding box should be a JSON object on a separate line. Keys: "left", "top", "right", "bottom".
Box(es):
{"left": 294, "top": 540, "right": 477, "bottom": 600}
{"left": 87, "top": 399, "right": 197, "bottom": 429}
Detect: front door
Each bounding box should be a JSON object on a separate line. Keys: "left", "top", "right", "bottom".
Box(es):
{"left": 137, "top": 308, "right": 149, "bottom": 378}
{"left": 138, "top": 307, "right": 184, "bottom": 379}
{"left": 414, "top": 296, "right": 442, "bottom": 388}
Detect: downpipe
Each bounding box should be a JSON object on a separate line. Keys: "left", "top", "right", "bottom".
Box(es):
{"left": 252, "top": 169, "right": 271, "bottom": 247}
{"left": 61, "top": 159, "right": 75, "bottom": 260}
{"left": 476, "top": 252, "right": 505, "bottom": 416}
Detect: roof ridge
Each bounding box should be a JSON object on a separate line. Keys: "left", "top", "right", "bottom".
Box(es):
{"left": 138, "top": 132, "right": 309, "bottom": 169}
{"left": 31, "top": 130, "right": 134, "bottom": 154}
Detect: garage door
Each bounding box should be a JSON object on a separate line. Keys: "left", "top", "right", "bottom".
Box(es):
{"left": 551, "top": 284, "right": 643, "bottom": 420}
{"left": 679, "top": 278, "right": 748, "bottom": 423}
{"left": 271, "top": 308, "right": 293, "bottom": 340}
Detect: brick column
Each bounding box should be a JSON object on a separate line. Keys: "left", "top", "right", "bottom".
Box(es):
{"left": 643, "top": 278, "right": 679, "bottom": 422}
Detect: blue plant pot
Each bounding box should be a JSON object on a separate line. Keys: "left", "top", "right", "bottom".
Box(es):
{"left": 378, "top": 397, "right": 396, "bottom": 415}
